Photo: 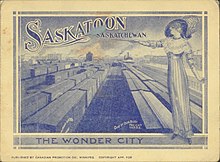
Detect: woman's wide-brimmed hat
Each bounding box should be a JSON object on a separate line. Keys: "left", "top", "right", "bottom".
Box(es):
{"left": 182, "top": 15, "right": 201, "bottom": 37}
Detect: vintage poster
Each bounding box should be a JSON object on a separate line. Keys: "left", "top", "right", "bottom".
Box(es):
{"left": 0, "top": 0, "right": 219, "bottom": 161}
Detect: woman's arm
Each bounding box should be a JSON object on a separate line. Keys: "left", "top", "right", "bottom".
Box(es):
{"left": 185, "top": 48, "right": 205, "bottom": 83}
{"left": 131, "top": 39, "right": 164, "bottom": 48}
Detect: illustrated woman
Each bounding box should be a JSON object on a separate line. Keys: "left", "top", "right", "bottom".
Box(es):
{"left": 134, "top": 17, "right": 205, "bottom": 144}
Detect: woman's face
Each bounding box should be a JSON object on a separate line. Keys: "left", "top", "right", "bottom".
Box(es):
{"left": 170, "top": 26, "right": 181, "bottom": 38}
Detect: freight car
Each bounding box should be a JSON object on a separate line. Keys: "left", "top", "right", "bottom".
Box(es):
{"left": 47, "top": 64, "right": 58, "bottom": 74}
{"left": 30, "top": 66, "right": 48, "bottom": 77}
{"left": 41, "top": 79, "right": 76, "bottom": 101}
{"left": 20, "top": 66, "right": 31, "bottom": 79}
{"left": 21, "top": 92, "right": 51, "bottom": 122}
{"left": 74, "top": 78, "right": 97, "bottom": 107}
{"left": 21, "top": 75, "right": 47, "bottom": 96}
{"left": 21, "top": 89, "right": 87, "bottom": 133}
{"left": 45, "top": 70, "right": 69, "bottom": 85}
{"left": 69, "top": 72, "right": 87, "bottom": 85}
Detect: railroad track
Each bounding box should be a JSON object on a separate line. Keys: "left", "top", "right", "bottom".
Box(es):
{"left": 123, "top": 63, "right": 202, "bottom": 132}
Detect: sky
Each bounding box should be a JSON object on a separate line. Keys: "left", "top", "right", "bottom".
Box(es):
{"left": 20, "top": 16, "right": 203, "bottom": 59}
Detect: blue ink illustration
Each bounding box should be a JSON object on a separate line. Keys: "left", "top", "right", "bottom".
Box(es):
{"left": 132, "top": 16, "right": 205, "bottom": 144}
{"left": 14, "top": 13, "right": 207, "bottom": 146}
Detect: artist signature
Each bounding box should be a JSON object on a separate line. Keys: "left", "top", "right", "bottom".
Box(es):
{"left": 114, "top": 120, "right": 142, "bottom": 130}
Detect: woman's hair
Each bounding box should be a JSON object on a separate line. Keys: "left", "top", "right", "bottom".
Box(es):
{"left": 165, "top": 19, "right": 191, "bottom": 39}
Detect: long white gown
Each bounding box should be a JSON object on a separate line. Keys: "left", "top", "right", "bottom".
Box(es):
{"left": 149, "top": 37, "right": 194, "bottom": 138}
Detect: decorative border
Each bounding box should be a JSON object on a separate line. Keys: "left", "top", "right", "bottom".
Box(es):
{"left": 13, "top": 11, "right": 208, "bottom": 149}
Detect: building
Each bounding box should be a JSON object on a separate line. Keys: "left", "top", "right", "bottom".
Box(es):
{"left": 85, "top": 52, "right": 93, "bottom": 62}
{"left": 30, "top": 56, "right": 47, "bottom": 64}
{"left": 123, "top": 52, "right": 134, "bottom": 64}
{"left": 47, "top": 54, "right": 62, "bottom": 60}
{"left": 124, "top": 52, "right": 133, "bottom": 60}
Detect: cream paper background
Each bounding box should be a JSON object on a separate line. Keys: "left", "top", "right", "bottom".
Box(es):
{"left": 0, "top": 0, "right": 219, "bottom": 161}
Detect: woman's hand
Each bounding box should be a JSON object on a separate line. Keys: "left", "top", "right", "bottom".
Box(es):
{"left": 199, "top": 77, "right": 206, "bottom": 84}
{"left": 130, "top": 40, "right": 150, "bottom": 46}
{"left": 140, "top": 41, "right": 151, "bottom": 46}
{"left": 129, "top": 40, "right": 140, "bottom": 43}
{"left": 188, "top": 63, "right": 206, "bottom": 84}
